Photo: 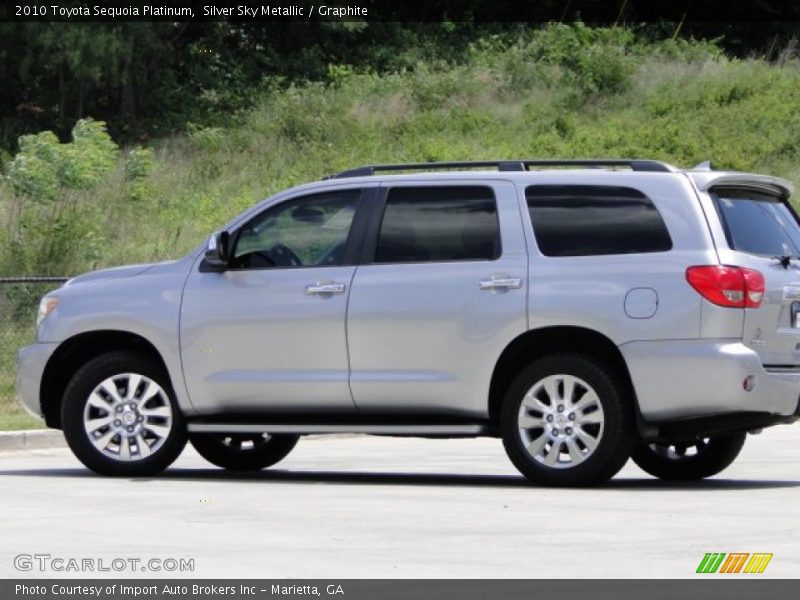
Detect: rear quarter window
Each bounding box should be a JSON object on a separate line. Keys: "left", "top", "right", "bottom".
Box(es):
{"left": 526, "top": 185, "right": 673, "bottom": 257}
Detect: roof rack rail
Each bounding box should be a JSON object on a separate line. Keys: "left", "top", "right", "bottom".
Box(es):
{"left": 327, "top": 159, "right": 673, "bottom": 179}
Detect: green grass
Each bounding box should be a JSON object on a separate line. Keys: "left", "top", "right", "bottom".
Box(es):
{"left": 0, "top": 409, "right": 43, "bottom": 431}
{"left": 2, "top": 24, "right": 800, "bottom": 429}
{"left": 0, "top": 322, "right": 43, "bottom": 430}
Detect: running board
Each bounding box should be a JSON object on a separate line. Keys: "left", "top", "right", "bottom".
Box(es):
{"left": 186, "top": 422, "right": 488, "bottom": 436}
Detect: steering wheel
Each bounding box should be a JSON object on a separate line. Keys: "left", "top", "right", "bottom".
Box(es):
{"left": 268, "top": 243, "right": 303, "bottom": 267}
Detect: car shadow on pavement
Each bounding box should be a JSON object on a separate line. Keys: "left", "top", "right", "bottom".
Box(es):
{"left": 152, "top": 470, "right": 800, "bottom": 491}
{"left": 2, "top": 467, "right": 799, "bottom": 491}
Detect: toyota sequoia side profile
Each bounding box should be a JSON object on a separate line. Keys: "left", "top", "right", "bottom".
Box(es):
{"left": 16, "top": 159, "right": 800, "bottom": 486}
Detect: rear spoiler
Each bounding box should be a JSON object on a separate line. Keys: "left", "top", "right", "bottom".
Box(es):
{"left": 689, "top": 172, "right": 794, "bottom": 198}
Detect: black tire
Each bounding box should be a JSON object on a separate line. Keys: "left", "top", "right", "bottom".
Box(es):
{"left": 190, "top": 433, "right": 299, "bottom": 471}
{"left": 61, "top": 351, "right": 187, "bottom": 477}
{"left": 632, "top": 434, "right": 746, "bottom": 481}
{"left": 501, "top": 354, "right": 636, "bottom": 487}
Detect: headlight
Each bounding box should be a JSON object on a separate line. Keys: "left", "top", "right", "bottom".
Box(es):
{"left": 37, "top": 296, "right": 59, "bottom": 325}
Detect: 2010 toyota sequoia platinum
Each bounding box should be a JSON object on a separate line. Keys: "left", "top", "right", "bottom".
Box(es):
{"left": 17, "top": 159, "right": 800, "bottom": 485}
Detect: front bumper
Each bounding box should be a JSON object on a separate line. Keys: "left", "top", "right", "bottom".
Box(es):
{"left": 16, "top": 343, "right": 58, "bottom": 418}
{"left": 620, "top": 339, "right": 800, "bottom": 422}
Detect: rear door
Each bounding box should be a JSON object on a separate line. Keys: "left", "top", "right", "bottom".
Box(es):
{"left": 346, "top": 181, "right": 528, "bottom": 418}
{"left": 709, "top": 186, "right": 800, "bottom": 366}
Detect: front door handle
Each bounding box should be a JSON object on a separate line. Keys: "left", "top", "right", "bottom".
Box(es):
{"left": 479, "top": 276, "right": 522, "bottom": 291}
{"left": 305, "top": 282, "right": 346, "bottom": 295}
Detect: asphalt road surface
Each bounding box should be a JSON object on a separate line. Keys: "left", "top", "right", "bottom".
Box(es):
{"left": 1, "top": 427, "right": 798, "bottom": 578}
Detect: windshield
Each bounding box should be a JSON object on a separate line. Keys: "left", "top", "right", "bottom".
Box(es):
{"left": 712, "top": 188, "right": 800, "bottom": 257}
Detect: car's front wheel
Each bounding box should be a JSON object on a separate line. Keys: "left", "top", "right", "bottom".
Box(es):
{"left": 61, "top": 351, "right": 186, "bottom": 476}
{"left": 189, "top": 433, "right": 299, "bottom": 471}
{"left": 501, "top": 354, "right": 635, "bottom": 486}
{"left": 631, "top": 434, "right": 746, "bottom": 481}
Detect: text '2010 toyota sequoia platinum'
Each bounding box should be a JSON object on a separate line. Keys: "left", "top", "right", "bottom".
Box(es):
{"left": 17, "top": 159, "right": 800, "bottom": 485}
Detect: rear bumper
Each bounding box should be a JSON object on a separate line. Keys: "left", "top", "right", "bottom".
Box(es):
{"left": 16, "top": 343, "right": 58, "bottom": 418}
{"left": 620, "top": 339, "right": 800, "bottom": 422}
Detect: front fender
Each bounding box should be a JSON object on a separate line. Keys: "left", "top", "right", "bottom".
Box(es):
{"left": 38, "top": 256, "right": 196, "bottom": 414}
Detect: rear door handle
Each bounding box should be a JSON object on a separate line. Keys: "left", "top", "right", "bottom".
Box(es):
{"left": 305, "top": 282, "right": 346, "bottom": 295}
{"left": 479, "top": 276, "right": 522, "bottom": 291}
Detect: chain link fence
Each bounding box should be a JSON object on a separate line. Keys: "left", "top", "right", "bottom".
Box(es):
{"left": 0, "top": 277, "right": 70, "bottom": 420}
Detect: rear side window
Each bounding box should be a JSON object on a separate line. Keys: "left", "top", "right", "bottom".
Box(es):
{"left": 712, "top": 188, "right": 800, "bottom": 257}
{"left": 374, "top": 186, "right": 500, "bottom": 263}
{"left": 526, "top": 185, "right": 672, "bottom": 257}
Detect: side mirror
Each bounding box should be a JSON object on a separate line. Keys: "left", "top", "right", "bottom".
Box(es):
{"left": 204, "top": 231, "right": 230, "bottom": 267}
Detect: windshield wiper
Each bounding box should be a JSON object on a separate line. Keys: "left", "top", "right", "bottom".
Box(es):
{"left": 772, "top": 255, "right": 800, "bottom": 269}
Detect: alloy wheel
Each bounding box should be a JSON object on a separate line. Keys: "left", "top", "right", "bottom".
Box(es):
{"left": 82, "top": 373, "right": 173, "bottom": 461}
{"left": 517, "top": 373, "right": 605, "bottom": 469}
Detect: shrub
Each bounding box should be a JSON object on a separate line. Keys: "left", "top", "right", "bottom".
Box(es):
{"left": 1, "top": 119, "right": 118, "bottom": 275}
{"left": 125, "top": 146, "right": 155, "bottom": 180}
{"left": 6, "top": 119, "right": 117, "bottom": 203}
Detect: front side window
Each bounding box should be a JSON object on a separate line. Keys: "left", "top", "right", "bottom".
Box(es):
{"left": 374, "top": 186, "right": 500, "bottom": 263}
{"left": 231, "top": 190, "right": 360, "bottom": 269}
{"left": 526, "top": 185, "right": 673, "bottom": 257}
{"left": 712, "top": 188, "right": 800, "bottom": 257}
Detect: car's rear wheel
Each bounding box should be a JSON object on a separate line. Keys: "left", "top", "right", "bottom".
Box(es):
{"left": 632, "top": 434, "right": 746, "bottom": 480}
{"left": 61, "top": 351, "right": 186, "bottom": 476}
{"left": 501, "top": 354, "right": 635, "bottom": 486}
{"left": 190, "top": 433, "right": 299, "bottom": 471}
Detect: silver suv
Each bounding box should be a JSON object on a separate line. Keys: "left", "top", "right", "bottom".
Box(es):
{"left": 16, "top": 159, "right": 800, "bottom": 485}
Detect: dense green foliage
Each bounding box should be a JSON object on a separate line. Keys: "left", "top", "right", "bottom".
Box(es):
{"left": 0, "top": 21, "right": 512, "bottom": 149}
{"left": 3, "top": 24, "right": 800, "bottom": 277}
{"left": 2, "top": 23, "right": 800, "bottom": 428}
{"left": 2, "top": 18, "right": 799, "bottom": 151}
{"left": 2, "top": 119, "right": 150, "bottom": 275}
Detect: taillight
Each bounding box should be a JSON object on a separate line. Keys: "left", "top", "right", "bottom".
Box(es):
{"left": 742, "top": 268, "right": 765, "bottom": 307}
{"left": 686, "top": 266, "right": 765, "bottom": 308}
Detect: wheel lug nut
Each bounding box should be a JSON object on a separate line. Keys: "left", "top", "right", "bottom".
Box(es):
{"left": 546, "top": 415, "right": 554, "bottom": 423}
{"left": 552, "top": 428, "right": 559, "bottom": 436}
{"left": 127, "top": 426, "right": 134, "bottom": 433}
{"left": 569, "top": 413, "right": 575, "bottom": 420}
{"left": 113, "top": 420, "right": 120, "bottom": 426}
{"left": 566, "top": 427, "right": 573, "bottom": 435}
{"left": 557, "top": 405, "right": 564, "bottom": 413}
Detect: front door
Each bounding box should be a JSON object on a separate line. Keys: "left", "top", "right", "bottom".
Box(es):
{"left": 180, "top": 187, "right": 368, "bottom": 414}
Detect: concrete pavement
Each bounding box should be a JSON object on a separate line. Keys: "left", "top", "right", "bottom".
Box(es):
{"left": 1, "top": 427, "right": 799, "bottom": 578}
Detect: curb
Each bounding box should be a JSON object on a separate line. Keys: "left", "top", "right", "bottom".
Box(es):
{"left": 0, "top": 429, "right": 66, "bottom": 453}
